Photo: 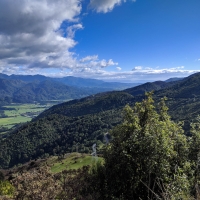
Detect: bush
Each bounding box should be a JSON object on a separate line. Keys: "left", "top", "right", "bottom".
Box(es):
{"left": 89, "top": 93, "right": 192, "bottom": 199}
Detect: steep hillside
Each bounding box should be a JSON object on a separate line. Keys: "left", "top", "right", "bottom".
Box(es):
{"left": 0, "top": 78, "right": 26, "bottom": 104}
{"left": 157, "top": 72, "right": 200, "bottom": 98}
{"left": 0, "top": 109, "right": 121, "bottom": 168}
{"left": 37, "top": 91, "right": 136, "bottom": 119}
{"left": 37, "top": 80, "right": 177, "bottom": 119}
{"left": 0, "top": 78, "right": 25, "bottom": 94}
{"left": 154, "top": 72, "right": 200, "bottom": 122}
{"left": 12, "top": 80, "right": 93, "bottom": 103}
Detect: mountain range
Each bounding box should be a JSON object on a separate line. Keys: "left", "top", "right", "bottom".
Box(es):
{"left": 0, "top": 72, "right": 198, "bottom": 168}
{"left": 0, "top": 73, "right": 140, "bottom": 104}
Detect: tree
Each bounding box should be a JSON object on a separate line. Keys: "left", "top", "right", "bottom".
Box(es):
{"left": 0, "top": 180, "right": 15, "bottom": 198}
{"left": 99, "top": 92, "right": 191, "bottom": 199}
{"left": 188, "top": 116, "right": 200, "bottom": 198}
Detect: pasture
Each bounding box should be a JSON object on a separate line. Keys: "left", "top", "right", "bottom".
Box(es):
{"left": 50, "top": 153, "right": 103, "bottom": 173}
{"left": 0, "top": 103, "right": 51, "bottom": 133}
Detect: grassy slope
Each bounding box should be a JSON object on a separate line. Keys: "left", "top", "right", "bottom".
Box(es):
{"left": 2, "top": 153, "right": 103, "bottom": 178}
{"left": 50, "top": 153, "right": 103, "bottom": 173}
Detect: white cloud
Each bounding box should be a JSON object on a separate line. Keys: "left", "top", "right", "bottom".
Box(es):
{"left": 63, "top": 66, "right": 200, "bottom": 83}
{"left": 145, "top": 67, "right": 153, "bottom": 70}
{"left": 89, "top": 0, "right": 136, "bottom": 13}
{"left": 0, "top": 0, "right": 82, "bottom": 72}
{"left": 0, "top": 0, "right": 120, "bottom": 77}
{"left": 80, "top": 55, "right": 98, "bottom": 62}
{"left": 89, "top": 0, "right": 123, "bottom": 13}
{"left": 116, "top": 67, "right": 122, "bottom": 71}
{"left": 177, "top": 66, "right": 184, "bottom": 69}
{"left": 67, "top": 24, "right": 83, "bottom": 38}
{"left": 0, "top": 0, "right": 81, "bottom": 36}
{"left": 133, "top": 66, "right": 143, "bottom": 70}
{"left": 4, "top": 63, "right": 198, "bottom": 83}
{"left": 99, "top": 59, "right": 118, "bottom": 68}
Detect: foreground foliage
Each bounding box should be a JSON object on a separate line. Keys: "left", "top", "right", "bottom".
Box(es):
{"left": 99, "top": 93, "right": 191, "bottom": 199}
{"left": 82, "top": 93, "right": 200, "bottom": 199}
{"left": 11, "top": 167, "right": 61, "bottom": 200}
{"left": 0, "top": 180, "right": 14, "bottom": 197}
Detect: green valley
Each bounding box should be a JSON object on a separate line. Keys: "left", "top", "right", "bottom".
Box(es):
{"left": 0, "top": 101, "right": 66, "bottom": 135}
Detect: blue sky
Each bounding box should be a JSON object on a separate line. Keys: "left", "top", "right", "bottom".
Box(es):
{"left": 0, "top": 0, "right": 200, "bottom": 82}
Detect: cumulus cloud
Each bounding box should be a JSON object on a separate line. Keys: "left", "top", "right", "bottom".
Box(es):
{"left": 0, "top": 0, "right": 120, "bottom": 77}
{"left": 89, "top": 0, "right": 136, "bottom": 13}
{"left": 0, "top": 0, "right": 82, "bottom": 72}
{"left": 0, "top": 0, "right": 81, "bottom": 36}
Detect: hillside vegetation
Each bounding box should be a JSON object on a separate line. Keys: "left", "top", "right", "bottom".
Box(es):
{"left": 1, "top": 73, "right": 200, "bottom": 169}
{"left": 0, "top": 79, "right": 96, "bottom": 104}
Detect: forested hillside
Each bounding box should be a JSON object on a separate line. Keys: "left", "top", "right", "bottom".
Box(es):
{"left": 36, "top": 79, "right": 179, "bottom": 119}
{"left": 12, "top": 80, "right": 93, "bottom": 103}
{"left": 155, "top": 72, "right": 200, "bottom": 123}
{"left": 37, "top": 91, "right": 136, "bottom": 119}
{"left": 0, "top": 78, "right": 96, "bottom": 104}
{"left": 1, "top": 72, "right": 200, "bottom": 168}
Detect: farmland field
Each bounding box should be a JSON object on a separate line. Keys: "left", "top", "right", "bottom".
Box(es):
{"left": 0, "top": 102, "right": 63, "bottom": 134}
{"left": 4, "top": 104, "right": 45, "bottom": 116}
{"left": 0, "top": 99, "right": 69, "bottom": 135}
